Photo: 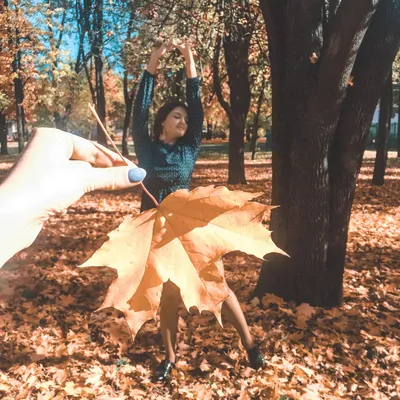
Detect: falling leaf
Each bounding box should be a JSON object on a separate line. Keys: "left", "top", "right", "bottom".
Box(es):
{"left": 80, "top": 186, "right": 285, "bottom": 338}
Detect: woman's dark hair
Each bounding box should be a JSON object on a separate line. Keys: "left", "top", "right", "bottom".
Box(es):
{"left": 153, "top": 100, "right": 189, "bottom": 142}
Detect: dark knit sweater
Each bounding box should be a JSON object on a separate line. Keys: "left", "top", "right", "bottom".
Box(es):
{"left": 132, "top": 70, "right": 204, "bottom": 212}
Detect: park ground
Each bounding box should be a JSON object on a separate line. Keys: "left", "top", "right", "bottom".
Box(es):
{"left": 0, "top": 146, "right": 399, "bottom": 399}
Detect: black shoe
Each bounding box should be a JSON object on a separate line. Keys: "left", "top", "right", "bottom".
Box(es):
{"left": 247, "top": 346, "right": 265, "bottom": 370}
{"left": 152, "top": 359, "right": 175, "bottom": 382}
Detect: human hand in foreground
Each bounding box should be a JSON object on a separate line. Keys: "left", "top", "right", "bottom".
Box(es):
{"left": 0, "top": 127, "right": 146, "bottom": 267}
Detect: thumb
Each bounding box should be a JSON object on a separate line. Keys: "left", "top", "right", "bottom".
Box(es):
{"left": 85, "top": 166, "right": 146, "bottom": 192}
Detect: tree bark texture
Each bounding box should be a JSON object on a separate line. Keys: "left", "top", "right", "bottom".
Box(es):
{"left": 213, "top": 0, "right": 252, "bottom": 184}
{"left": 255, "top": 0, "right": 400, "bottom": 306}
{"left": 93, "top": 0, "right": 107, "bottom": 146}
{"left": 0, "top": 112, "right": 8, "bottom": 155}
{"left": 12, "top": 47, "right": 24, "bottom": 153}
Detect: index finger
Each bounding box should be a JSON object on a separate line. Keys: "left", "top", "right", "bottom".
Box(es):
{"left": 70, "top": 134, "right": 135, "bottom": 168}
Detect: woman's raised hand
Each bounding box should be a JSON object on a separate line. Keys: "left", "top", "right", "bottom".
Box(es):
{"left": 147, "top": 39, "right": 173, "bottom": 75}
{"left": 173, "top": 38, "right": 194, "bottom": 61}
{"left": 173, "top": 38, "right": 197, "bottom": 79}
{"left": 152, "top": 39, "right": 173, "bottom": 60}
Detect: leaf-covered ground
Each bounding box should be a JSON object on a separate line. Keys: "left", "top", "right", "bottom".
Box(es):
{"left": 0, "top": 151, "right": 399, "bottom": 400}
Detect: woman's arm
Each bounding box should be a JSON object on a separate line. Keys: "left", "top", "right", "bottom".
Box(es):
{"left": 132, "top": 70, "right": 156, "bottom": 166}
{"left": 174, "top": 39, "right": 197, "bottom": 78}
{"left": 146, "top": 41, "right": 172, "bottom": 75}
{"left": 174, "top": 40, "right": 204, "bottom": 148}
{"left": 133, "top": 42, "right": 173, "bottom": 165}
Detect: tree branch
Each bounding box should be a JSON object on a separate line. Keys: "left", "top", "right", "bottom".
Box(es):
{"left": 212, "top": 31, "right": 234, "bottom": 120}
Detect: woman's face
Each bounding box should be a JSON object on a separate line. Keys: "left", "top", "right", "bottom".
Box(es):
{"left": 160, "top": 106, "right": 188, "bottom": 143}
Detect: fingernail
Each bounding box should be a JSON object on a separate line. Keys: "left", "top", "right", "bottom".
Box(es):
{"left": 128, "top": 168, "right": 146, "bottom": 182}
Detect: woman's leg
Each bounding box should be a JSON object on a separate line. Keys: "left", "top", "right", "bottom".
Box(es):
{"left": 221, "top": 287, "right": 265, "bottom": 369}
{"left": 159, "top": 281, "right": 181, "bottom": 362}
{"left": 221, "top": 288, "right": 254, "bottom": 350}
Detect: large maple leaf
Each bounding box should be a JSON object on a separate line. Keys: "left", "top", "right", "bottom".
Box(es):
{"left": 79, "top": 185, "right": 286, "bottom": 338}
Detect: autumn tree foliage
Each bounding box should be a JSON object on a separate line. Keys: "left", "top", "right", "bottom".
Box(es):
{"left": 33, "top": 1, "right": 78, "bottom": 131}
{"left": 74, "top": 0, "right": 108, "bottom": 145}
{"left": 124, "top": 0, "right": 271, "bottom": 171}
{"left": 1, "top": 0, "right": 272, "bottom": 162}
{"left": 255, "top": 0, "right": 400, "bottom": 307}
{"left": 212, "top": 1, "right": 252, "bottom": 184}
{"left": 0, "top": 0, "right": 41, "bottom": 152}
{"left": 0, "top": 1, "right": 12, "bottom": 154}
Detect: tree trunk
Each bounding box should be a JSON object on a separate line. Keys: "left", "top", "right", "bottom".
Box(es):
{"left": 397, "top": 84, "right": 400, "bottom": 158}
{"left": 54, "top": 112, "right": 65, "bottom": 130}
{"left": 121, "top": 4, "right": 137, "bottom": 156}
{"left": 0, "top": 112, "right": 8, "bottom": 155}
{"left": 13, "top": 50, "right": 24, "bottom": 153}
{"left": 224, "top": 22, "right": 251, "bottom": 184}
{"left": 1, "top": 0, "right": 10, "bottom": 157}
{"left": 227, "top": 115, "right": 247, "bottom": 183}
{"left": 250, "top": 129, "right": 257, "bottom": 160}
{"left": 122, "top": 96, "right": 133, "bottom": 156}
{"left": 372, "top": 70, "right": 392, "bottom": 185}
{"left": 53, "top": 104, "right": 71, "bottom": 130}
{"left": 206, "top": 121, "right": 212, "bottom": 140}
{"left": 212, "top": 1, "right": 252, "bottom": 185}
{"left": 93, "top": 0, "right": 107, "bottom": 146}
{"left": 251, "top": 75, "right": 266, "bottom": 160}
{"left": 255, "top": 0, "right": 400, "bottom": 306}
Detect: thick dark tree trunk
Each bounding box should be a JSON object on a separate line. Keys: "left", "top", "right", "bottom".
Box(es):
{"left": 255, "top": 0, "right": 400, "bottom": 306}
{"left": 0, "top": 112, "right": 8, "bottom": 155}
{"left": 213, "top": 1, "right": 252, "bottom": 184}
{"left": 224, "top": 20, "right": 251, "bottom": 184}
{"left": 372, "top": 70, "right": 393, "bottom": 185}
{"left": 325, "top": 6, "right": 399, "bottom": 306}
